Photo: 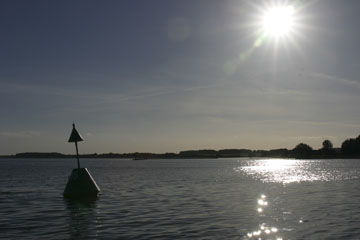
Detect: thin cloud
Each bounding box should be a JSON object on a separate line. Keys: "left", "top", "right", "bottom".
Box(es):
{"left": 252, "top": 119, "right": 360, "bottom": 128}
{"left": 288, "top": 135, "right": 338, "bottom": 140}
{"left": 310, "top": 72, "right": 360, "bottom": 86}
{"left": 0, "top": 131, "right": 40, "bottom": 138}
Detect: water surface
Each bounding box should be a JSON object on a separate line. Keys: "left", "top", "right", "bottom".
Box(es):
{"left": 1, "top": 158, "right": 360, "bottom": 239}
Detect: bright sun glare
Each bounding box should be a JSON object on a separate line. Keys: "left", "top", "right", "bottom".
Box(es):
{"left": 262, "top": 5, "right": 295, "bottom": 37}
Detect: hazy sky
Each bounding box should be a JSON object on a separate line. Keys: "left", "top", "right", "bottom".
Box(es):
{"left": 1, "top": 0, "right": 360, "bottom": 154}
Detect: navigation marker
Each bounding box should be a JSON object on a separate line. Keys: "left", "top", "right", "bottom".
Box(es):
{"left": 63, "top": 123, "right": 100, "bottom": 198}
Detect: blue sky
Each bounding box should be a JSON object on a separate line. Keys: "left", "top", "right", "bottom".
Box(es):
{"left": 1, "top": 0, "right": 359, "bottom": 154}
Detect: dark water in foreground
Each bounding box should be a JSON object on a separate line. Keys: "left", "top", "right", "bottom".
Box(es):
{"left": 1, "top": 158, "right": 360, "bottom": 239}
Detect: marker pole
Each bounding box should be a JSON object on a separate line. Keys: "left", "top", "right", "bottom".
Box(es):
{"left": 75, "top": 141, "right": 80, "bottom": 169}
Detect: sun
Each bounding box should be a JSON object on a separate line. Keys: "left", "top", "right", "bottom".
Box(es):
{"left": 261, "top": 5, "right": 295, "bottom": 38}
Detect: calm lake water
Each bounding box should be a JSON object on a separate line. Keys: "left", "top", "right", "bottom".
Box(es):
{"left": 1, "top": 158, "right": 360, "bottom": 239}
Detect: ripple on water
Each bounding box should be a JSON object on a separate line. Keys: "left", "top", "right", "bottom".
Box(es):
{"left": 237, "top": 159, "right": 360, "bottom": 183}
{"left": 1, "top": 158, "right": 360, "bottom": 239}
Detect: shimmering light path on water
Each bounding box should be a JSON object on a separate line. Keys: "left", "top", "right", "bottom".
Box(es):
{"left": 238, "top": 159, "right": 360, "bottom": 183}
{"left": 1, "top": 158, "right": 360, "bottom": 239}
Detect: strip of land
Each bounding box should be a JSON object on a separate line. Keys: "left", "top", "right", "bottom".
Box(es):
{"left": 1, "top": 135, "right": 359, "bottom": 159}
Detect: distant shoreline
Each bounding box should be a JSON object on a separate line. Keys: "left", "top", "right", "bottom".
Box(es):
{"left": 2, "top": 135, "right": 359, "bottom": 160}
{"left": 2, "top": 135, "right": 360, "bottom": 160}
{"left": 0, "top": 148, "right": 359, "bottom": 160}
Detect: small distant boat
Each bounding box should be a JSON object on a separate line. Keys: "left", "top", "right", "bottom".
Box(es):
{"left": 133, "top": 157, "right": 148, "bottom": 161}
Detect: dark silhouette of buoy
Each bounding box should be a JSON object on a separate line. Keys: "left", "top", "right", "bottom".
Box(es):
{"left": 63, "top": 123, "right": 100, "bottom": 198}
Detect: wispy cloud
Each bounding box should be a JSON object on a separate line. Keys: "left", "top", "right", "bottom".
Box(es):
{"left": 252, "top": 119, "right": 360, "bottom": 128}
{"left": 309, "top": 72, "right": 360, "bottom": 86}
{"left": 287, "top": 135, "right": 338, "bottom": 140}
{"left": 0, "top": 131, "right": 40, "bottom": 138}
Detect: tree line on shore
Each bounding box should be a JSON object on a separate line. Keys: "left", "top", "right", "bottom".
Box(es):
{"left": 3, "top": 134, "right": 360, "bottom": 159}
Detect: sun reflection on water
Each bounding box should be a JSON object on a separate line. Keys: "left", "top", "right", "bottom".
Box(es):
{"left": 236, "top": 159, "right": 337, "bottom": 184}
{"left": 244, "top": 194, "right": 282, "bottom": 240}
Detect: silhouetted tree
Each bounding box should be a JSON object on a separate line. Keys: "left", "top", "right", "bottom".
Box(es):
{"left": 320, "top": 139, "right": 336, "bottom": 157}
{"left": 292, "top": 143, "right": 313, "bottom": 158}
{"left": 322, "top": 140, "right": 333, "bottom": 150}
{"left": 341, "top": 135, "right": 360, "bottom": 156}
